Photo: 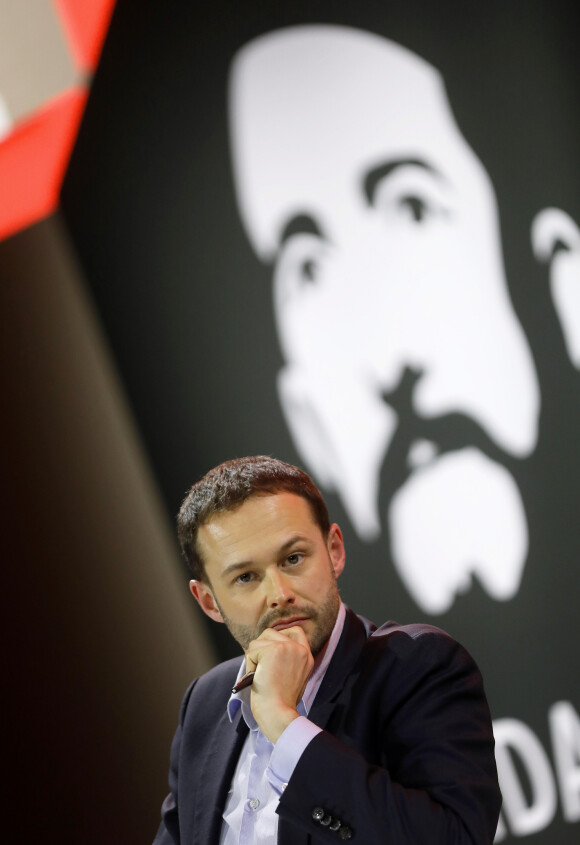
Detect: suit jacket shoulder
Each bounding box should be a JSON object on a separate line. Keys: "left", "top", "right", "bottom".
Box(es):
{"left": 277, "top": 609, "right": 500, "bottom": 845}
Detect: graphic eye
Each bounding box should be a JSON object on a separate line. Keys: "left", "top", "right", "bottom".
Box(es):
{"left": 299, "top": 257, "right": 319, "bottom": 283}
{"left": 277, "top": 233, "right": 327, "bottom": 295}
{"left": 272, "top": 226, "right": 334, "bottom": 363}
{"left": 398, "top": 194, "right": 429, "bottom": 223}
{"left": 367, "top": 163, "right": 451, "bottom": 227}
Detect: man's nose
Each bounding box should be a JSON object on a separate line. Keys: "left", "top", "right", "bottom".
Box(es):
{"left": 265, "top": 568, "right": 295, "bottom": 608}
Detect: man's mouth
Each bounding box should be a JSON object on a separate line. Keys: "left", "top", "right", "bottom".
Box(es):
{"left": 270, "top": 615, "right": 310, "bottom": 631}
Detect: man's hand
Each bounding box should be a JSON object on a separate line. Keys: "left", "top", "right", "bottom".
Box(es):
{"left": 245, "top": 625, "right": 314, "bottom": 743}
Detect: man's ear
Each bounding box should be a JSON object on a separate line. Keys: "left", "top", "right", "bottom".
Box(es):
{"left": 327, "top": 523, "right": 346, "bottom": 579}
{"left": 189, "top": 580, "right": 224, "bottom": 623}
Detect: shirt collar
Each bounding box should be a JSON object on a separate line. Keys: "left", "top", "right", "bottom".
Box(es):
{"left": 227, "top": 601, "right": 346, "bottom": 729}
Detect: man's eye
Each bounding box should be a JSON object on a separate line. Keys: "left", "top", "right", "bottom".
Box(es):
{"left": 286, "top": 553, "right": 304, "bottom": 566}
{"left": 235, "top": 572, "right": 254, "bottom": 584}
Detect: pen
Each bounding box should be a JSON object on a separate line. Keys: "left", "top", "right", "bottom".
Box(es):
{"left": 232, "top": 670, "right": 255, "bottom": 694}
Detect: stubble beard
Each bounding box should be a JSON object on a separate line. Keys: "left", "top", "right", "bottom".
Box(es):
{"left": 215, "top": 574, "right": 341, "bottom": 656}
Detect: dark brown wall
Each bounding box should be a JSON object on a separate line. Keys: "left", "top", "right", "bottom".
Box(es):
{"left": 1, "top": 214, "right": 215, "bottom": 843}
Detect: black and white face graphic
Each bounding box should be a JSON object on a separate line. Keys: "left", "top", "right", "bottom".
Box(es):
{"left": 228, "top": 25, "right": 548, "bottom": 614}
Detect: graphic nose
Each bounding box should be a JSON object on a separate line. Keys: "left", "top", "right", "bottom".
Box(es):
{"left": 380, "top": 366, "right": 424, "bottom": 416}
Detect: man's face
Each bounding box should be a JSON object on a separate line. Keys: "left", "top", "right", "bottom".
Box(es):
{"left": 190, "top": 492, "right": 344, "bottom": 654}
{"left": 228, "top": 27, "right": 540, "bottom": 613}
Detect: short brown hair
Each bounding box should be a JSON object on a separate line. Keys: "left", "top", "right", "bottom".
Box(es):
{"left": 178, "top": 455, "right": 330, "bottom": 581}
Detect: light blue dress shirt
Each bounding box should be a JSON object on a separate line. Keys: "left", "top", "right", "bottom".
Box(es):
{"left": 219, "top": 602, "right": 347, "bottom": 845}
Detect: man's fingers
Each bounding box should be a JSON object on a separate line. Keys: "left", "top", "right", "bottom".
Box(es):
{"left": 244, "top": 653, "right": 258, "bottom": 673}
{"left": 246, "top": 626, "right": 313, "bottom": 673}
{"left": 255, "top": 624, "right": 310, "bottom": 645}
{"left": 246, "top": 625, "right": 310, "bottom": 663}
{"left": 276, "top": 625, "right": 310, "bottom": 646}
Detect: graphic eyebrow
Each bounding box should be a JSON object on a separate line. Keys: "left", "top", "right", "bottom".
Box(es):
{"left": 363, "top": 158, "right": 444, "bottom": 205}
{"left": 278, "top": 213, "right": 327, "bottom": 247}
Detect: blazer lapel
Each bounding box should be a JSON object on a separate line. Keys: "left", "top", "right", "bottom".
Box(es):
{"left": 308, "top": 607, "right": 372, "bottom": 729}
{"left": 277, "top": 608, "right": 372, "bottom": 845}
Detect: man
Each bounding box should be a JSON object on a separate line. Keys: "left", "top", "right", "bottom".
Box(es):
{"left": 154, "top": 455, "right": 501, "bottom": 844}
{"left": 227, "top": 25, "right": 541, "bottom": 614}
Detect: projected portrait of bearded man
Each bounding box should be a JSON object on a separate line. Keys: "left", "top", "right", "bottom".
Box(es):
{"left": 227, "top": 24, "right": 547, "bottom": 614}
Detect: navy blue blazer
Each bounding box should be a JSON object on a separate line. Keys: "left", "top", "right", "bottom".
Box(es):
{"left": 154, "top": 608, "right": 501, "bottom": 844}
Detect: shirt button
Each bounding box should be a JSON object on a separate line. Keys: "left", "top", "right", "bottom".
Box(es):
{"left": 248, "top": 798, "right": 260, "bottom": 811}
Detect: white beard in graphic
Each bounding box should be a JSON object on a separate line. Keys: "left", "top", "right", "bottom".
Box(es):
{"left": 390, "top": 448, "right": 527, "bottom": 614}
